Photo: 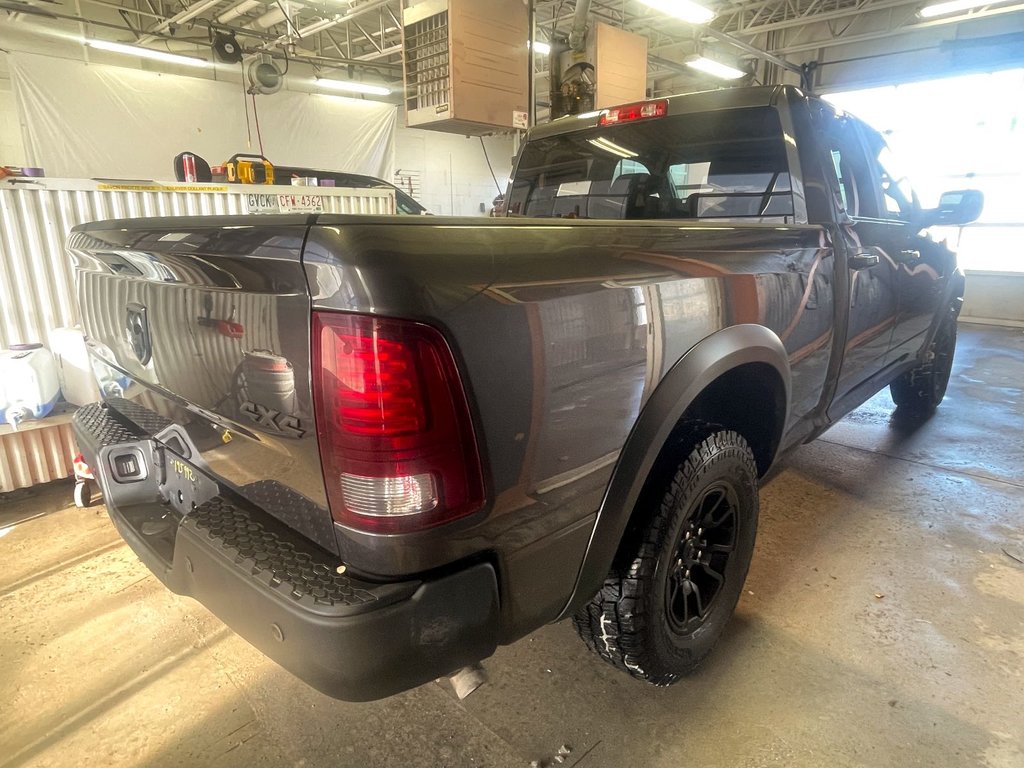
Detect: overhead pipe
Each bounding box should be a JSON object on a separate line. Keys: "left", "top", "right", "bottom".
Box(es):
{"left": 355, "top": 45, "right": 403, "bottom": 61}
{"left": 77, "top": 0, "right": 164, "bottom": 22}
{"left": 253, "top": 3, "right": 304, "bottom": 30}
{"left": 699, "top": 26, "right": 802, "bottom": 75}
{"left": 217, "top": 0, "right": 262, "bottom": 25}
{"left": 293, "top": 15, "right": 346, "bottom": 38}
{"left": 137, "top": 0, "right": 223, "bottom": 44}
{"left": 567, "top": 0, "right": 592, "bottom": 52}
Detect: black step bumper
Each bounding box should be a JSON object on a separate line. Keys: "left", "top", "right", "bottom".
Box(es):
{"left": 73, "top": 402, "right": 500, "bottom": 701}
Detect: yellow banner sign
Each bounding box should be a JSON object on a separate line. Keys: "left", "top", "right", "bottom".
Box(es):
{"left": 97, "top": 183, "right": 230, "bottom": 193}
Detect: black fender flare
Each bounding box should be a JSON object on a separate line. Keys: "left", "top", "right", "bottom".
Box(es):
{"left": 556, "top": 323, "right": 792, "bottom": 620}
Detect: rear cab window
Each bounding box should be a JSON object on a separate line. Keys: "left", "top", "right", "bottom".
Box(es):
{"left": 508, "top": 107, "right": 797, "bottom": 223}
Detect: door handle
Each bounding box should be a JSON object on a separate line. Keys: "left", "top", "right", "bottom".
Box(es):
{"left": 848, "top": 249, "right": 880, "bottom": 270}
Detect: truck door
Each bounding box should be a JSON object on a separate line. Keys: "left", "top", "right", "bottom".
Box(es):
{"left": 859, "top": 126, "right": 950, "bottom": 365}
{"left": 818, "top": 107, "right": 900, "bottom": 402}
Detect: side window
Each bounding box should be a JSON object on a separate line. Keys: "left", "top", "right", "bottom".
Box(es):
{"left": 667, "top": 161, "right": 711, "bottom": 195}
{"left": 612, "top": 159, "right": 649, "bottom": 181}
{"left": 820, "top": 111, "right": 877, "bottom": 219}
{"left": 869, "top": 137, "right": 917, "bottom": 221}
{"left": 829, "top": 150, "right": 847, "bottom": 209}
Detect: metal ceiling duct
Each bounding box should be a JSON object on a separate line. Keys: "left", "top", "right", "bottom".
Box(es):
{"left": 217, "top": 0, "right": 263, "bottom": 24}
{"left": 252, "top": 2, "right": 302, "bottom": 29}
{"left": 568, "top": 0, "right": 592, "bottom": 52}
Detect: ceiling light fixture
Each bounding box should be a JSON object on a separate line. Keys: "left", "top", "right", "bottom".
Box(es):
{"left": 85, "top": 39, "right": 212, "bottom": 68}
{"left": 637, "top": 0, "right": 715, "bottom": 25}
{"left": 918, "top": 0, "right": 1010, "bottom": 17}
{"left": 529, "top": 40, "right": 552, "bottom": 55}
{"left": 315, "top": 77, "right": 392, "bottom": 96}
{"left": 588, "top": 137, "right": 639, "bottom": 158}
{"left": 685, "top": 55, "right": 745, "bottom": 80}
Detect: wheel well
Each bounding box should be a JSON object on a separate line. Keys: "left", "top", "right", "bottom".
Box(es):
{"left": 682, "top": 362, "right": 785, "bottom": 477}
{"left": 612, "top": 362, "right": 785, "bottom": 569}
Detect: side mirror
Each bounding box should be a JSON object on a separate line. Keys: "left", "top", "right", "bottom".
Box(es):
{"left": 920, "top": 189, "right": 984, "bottom": 227}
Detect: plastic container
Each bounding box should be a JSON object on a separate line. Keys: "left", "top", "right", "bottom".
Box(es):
{"left": 0, "top": 344, "right": 61, "bottom": 427}
{"left": 240, "top": 351, "right": 297, "bottom": 415}
{"left": 49, "top": 327, "right": 102, "bottom": 406}
{"left": 87, "top": 341, "right": 132, "bottom": 398}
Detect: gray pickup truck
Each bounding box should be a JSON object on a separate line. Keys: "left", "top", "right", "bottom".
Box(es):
{"left": 71, "top": 85, "right": 981, "bottom": 701}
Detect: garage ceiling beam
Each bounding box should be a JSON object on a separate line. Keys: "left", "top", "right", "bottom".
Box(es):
{"left": 9, "top": 1, "right": 405, "bottom": 74}
{"left": 355, "top": 44, "right": 402, "bottom": 61}
{"left": 701, "top": 25, "right": 803, "bottom": 73}
{"left": 76, "top": 0, "right": 166, "bottom": 23}
{"left": 775, "top": 1, "right": 1024, "bottom": 54}
{"left": 717, "top": 0, "right": 925, "bottom": 38}
{"left": 535, "top": 0, "right": 800, "bottom": 74}
{"left": 268, "top": 0, "right": 393, "bottom": 48}
{"left": 351, "top": 19, "right": 383, "bottom": 54}
{"left": 136, "top": 0, "right": 223, "bottom": 44}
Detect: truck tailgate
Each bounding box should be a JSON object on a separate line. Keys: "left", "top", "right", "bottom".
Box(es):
{"left": 69, "top": 217, "right": 338, "bottom": 554}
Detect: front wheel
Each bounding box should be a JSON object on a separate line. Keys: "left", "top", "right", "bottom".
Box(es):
{"left": 573, "top": 429, "right": 759, "bottom": 685}
{"left": 890, "top": 311, "right": 957, "bottom": 418}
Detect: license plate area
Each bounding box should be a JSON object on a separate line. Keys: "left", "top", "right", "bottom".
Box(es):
{"left": 96, "top": 437, "right": 219, "bottom": 520}
{"left": 94, "top": 439, "right": 216, "bottom": 566}
{"left": 160, "top": 449, "right": 218, "bottom": 516}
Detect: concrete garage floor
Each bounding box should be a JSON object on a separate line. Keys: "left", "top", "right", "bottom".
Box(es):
{"left": 2, "top": 322, "right": 1022, "bottom": 768}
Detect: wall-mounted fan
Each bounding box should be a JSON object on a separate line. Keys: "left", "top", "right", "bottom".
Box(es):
{"left": 246, "top": 54, "right": 283, "bottom": 95}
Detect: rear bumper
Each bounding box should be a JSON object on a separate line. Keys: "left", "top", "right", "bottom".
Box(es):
{"left": 74, "top": 402, "right": 500, "bottom": 702}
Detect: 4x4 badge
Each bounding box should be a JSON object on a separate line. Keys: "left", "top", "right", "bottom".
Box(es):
{"left": 240, "top": 400, "right": 305, "bottom": 438}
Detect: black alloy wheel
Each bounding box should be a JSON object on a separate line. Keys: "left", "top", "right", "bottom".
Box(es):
{"left": 665, "top": 483, "right": 739, "bottom": 636}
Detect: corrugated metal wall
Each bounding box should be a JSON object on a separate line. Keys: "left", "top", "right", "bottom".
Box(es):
{"left": 0, "top": 179, "right": 393, "bottom": 493}
{"left": 76, "top": 269, "right": 280, "bottom": 409}
{"left": 0, "top": 180, "right": 393, "bottom": 348}
{"left": 0, "top": 423, "right": 77, "bottom": 493}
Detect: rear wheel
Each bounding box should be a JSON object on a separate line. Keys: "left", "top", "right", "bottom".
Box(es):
{"left": 890, "top": 311, "right": 957, "bottom": 418}
{"left": 573, "top": 429, "right": 759, "bottom": 685}
{"left": 74, "top": 480, "right": 92, "bottom": 508}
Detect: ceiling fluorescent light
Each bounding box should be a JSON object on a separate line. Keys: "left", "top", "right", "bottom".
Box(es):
{"left": 86, "top": 39, "right": 212, "bottom": 68}
{"left": 587, "top": 137, "right": 638, "bottom": 159}
{"left": 315, "top": 77, "right": 391, "bottom": 96}
{"left": 529, "top": 40, "right": 552, "bottom": 55}
{"left": 686, "top": 56, "right": 745, "bottom": 80}
{"left": 592, "top": 137, "right": 639, "bottom": 158}
{"left": 918, "top": 0, "right": 1004, "bottom": 17}
{"left": 637, "top": 0, "right": 715, "bottom": 25}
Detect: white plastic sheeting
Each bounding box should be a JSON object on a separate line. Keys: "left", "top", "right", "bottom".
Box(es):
{"left": 8, "top": 51, "right": 396, "bottom": 180}
{"left": 0, "top": 177, "right": 393, "bottom": 491}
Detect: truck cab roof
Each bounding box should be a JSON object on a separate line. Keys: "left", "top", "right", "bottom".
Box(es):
{"left": 528, "top": 84, "right": 811, "bottom": 141}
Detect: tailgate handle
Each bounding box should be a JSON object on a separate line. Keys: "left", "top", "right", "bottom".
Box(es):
{"left": 848, "top": 249, "right": 880, "bottom": 270}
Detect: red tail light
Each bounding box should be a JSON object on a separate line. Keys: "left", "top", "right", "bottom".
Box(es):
{"left": 312, "top": 312, "right": 485, "bottom": 533}
{"left": 599, "top": 99, "right": 668, "bottom": 126}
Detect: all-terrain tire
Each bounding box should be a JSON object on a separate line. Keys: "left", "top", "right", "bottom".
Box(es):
{"left": 890, "top": 310, "right": 957, "bottom": 418}
{"left": 573, "top": 429, "right": 759, "bottom": 686}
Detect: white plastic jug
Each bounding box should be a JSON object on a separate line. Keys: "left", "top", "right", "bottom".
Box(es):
{"left": 49, "top": 327, "right": 102, "bottom": 406}
{"left": 0, "top": 344, "right": 61, "bottom": 427}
